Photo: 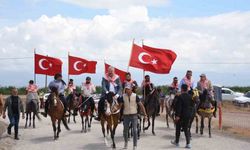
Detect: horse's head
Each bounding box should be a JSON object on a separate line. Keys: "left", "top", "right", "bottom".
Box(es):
{"left": 49, "top": 87, "right": 59, "bottom": 107}
{"left": 104, "top": 92, "right": 119, "bottom": 115}
{"left": 199, "top": 89, "right": 213, "bottom": 109}
{"left": 190, "top": 88, "right": 200, "bottom": 103}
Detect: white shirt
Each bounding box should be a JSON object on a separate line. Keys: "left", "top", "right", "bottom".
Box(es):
{"left": 81, "top": 83, "right": 96, "bottom": 97}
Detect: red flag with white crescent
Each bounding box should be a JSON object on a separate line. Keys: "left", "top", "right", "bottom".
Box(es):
{"left": 68, "top": 55, "right": 97, "bottom": 75}
{"left": 129, "top": 44, "right": 177, "bottom": 74}
{"left": 35, "top": 54, "right": 63, "bottom": 76}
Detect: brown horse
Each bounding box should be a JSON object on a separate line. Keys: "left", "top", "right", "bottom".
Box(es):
{"left": 25, "top": 100, "right": 41, "bottom": 128}
{"left": 0, "top": 94, "right": 3, "bottom": 117}
{"left": 47, "top": 88, "right": 70, "bottom": 140}
{"left": 143, "top": 88, "right": 160, "bottom": 135}
{"left": 100, "top": 92, "right": 120, "bottom": 149}
{"left": 67, "top": 90, "right": 80, "bottom": 123}
{"left": 197, "top": 89, "right": 215, "bottom": 138}
{"left": 78, "top": 96, "right": 93, "bottom": 133}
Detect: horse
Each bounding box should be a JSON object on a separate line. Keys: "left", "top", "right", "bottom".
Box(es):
{"left": 47, "top": 87, "right": 70, "bottom": 140}
{"left": 25, "top": 99, "right": 41, "bottom": 128}
{"left": 165, "top": 91, "right": 177, "bottom": 128}
{"left": 143, "top": 88, "right": 160, "bottom": 135}
{"left": 78, "top": 96, "right": 93, "bottom": 133}
{"left": 197, "top": 89, "right": 215, "bottom": 138}
{"left": 188, "top": 89, "right": 200, "bottom": 138}
{"left": 0, "top": 94, "right": 3, "bottom": 117}
{"left": 67, "top": 90, "right": 80, "bottom": 123}
{"left": 100, "top": 92, "right": 120, "bottom": 149}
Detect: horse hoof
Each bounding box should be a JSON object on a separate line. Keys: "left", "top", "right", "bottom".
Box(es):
{"left": 209, "top": 135, "right": 212, "bottom": 138}
{"left": 152, "top": 132, "right": 156, "bottom": 136}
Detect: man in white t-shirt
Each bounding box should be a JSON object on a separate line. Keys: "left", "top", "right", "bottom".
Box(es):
{"left": 81, "top": 76, "right": 96, "bottom": 116}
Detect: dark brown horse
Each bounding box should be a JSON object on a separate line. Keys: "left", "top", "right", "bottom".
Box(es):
{"left": 78, "top": 96, "right": 93, "bottom": 133}
{"left": 143, "top": 88, "right": 160, "bottom": 135}
{"left": 67, "top": 90, "right": 80, "bottom": 123}
{"left": 47, "top": 88, "right": 70, "bottom": 140}
{"left": 100, "top": 92, "right": 120, "bottom": 149}
{"left": 25, "top": 100, "right": 41, "bottom": 128}
{"left": 198, "top": 89, "right": 215, "bottom": 138}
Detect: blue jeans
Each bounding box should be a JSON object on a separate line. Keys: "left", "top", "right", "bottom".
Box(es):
{"left": 8, "top": 114, "right": 20, "bottom": 136}
{"left": 123, "top": 114, "right": 138, "bottom": 147}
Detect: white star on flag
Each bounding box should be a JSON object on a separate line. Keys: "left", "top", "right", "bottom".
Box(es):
{"left": 151, "top": 59, "right": 158, "bottom": 64}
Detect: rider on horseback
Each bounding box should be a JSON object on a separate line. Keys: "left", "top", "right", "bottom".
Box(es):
{"left": 41, "top": 73, "right": 69, "bottom": 117}
{"left": 26, "top": 80, "right": 39, "bottom": 112}
{"left": 81, "top": 76, "right": 96, "bottom": 117}
{"left": 95, "top": 66, "right": 122, "bottom": 121}
{"left": 197, "top": 74, "right": 217, "bottom": 117}
{"left": 122, "top": 72, "right": 138, "bottom": 93}
{"left": 179, "top": 70, "right": 195, "bottom": 92}
{"left": 141, "top": 75, "right": 154, "bottom": 98}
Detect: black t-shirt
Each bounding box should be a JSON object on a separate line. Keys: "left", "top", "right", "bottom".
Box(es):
{"left": 11, "top": 96, "right": 19, "bottom": 114}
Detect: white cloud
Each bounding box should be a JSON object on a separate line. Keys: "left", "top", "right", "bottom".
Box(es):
{"left": 0, "top": 7, "right": 250, "bottom": 86}
{"left": 58, "top": 0, "right": 169, "bottom": 9}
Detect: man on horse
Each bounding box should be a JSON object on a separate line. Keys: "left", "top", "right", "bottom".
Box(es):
{"left": 169, "top": 77, "right": 179, "bottom": 94}
{"left": 66, "top": 79, "right": 76, "bottom": 95}
{"left": 171, "top": 84, "right": 194, "bottom": 149}
{"left": 26, "top": 80, "right": 39, "bottom": 111}
{"left": 81, "top": 76, "right": 96, "bottom": 117}
{"left": 179, "top": 70, "right": 195, "bottom": 92}
{"left": 95, "top": 66, "right": 122, "bottom": 121}
{"left": 119, "top": 84, "right": 147, "bottom": 150}
{"left": 197, "top": 73, "right": 217, "bottom": 117}
{"left": 41, "top": 73, "right": 69, "bottom": 117}
{"left": 122, "top": 72, "right": 138, "bottom": 93}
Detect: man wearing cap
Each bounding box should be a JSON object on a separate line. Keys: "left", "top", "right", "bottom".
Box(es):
{"left": 141, "top": 75, "right": 154, "bottom": 98}
{"left": 95, "top": 66, "right": 122, "bottom": 121}
{"left": 66, "top": 79, "right": 76, "bottom": 95}
{"left": 171, "top": 84, "right": 194, "bottom": 149}
{"left": 179, "top": 70, "right": 195, "bottom": 92}
{"left": 169, "top": 77, "right": 179, "bottom": 94}
{"left": 41, "top": 73, "right": 68, "bottom": 117}
{"left": 81, "top": 77, "right": 96, "bottom": 117}
{"left": 119, "top": 84, "right": 147, "bottom": 150}
{"left": 197, "top": 74, "right": 217, "bottom": 117}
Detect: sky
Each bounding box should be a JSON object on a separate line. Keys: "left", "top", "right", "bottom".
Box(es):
{"left": 0, "top": 0, "right": 250, "bottom": 87}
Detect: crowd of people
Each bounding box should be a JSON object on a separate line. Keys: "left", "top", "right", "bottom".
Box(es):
{"left": 2, "top": 68, "right": 217, "bottom": 149}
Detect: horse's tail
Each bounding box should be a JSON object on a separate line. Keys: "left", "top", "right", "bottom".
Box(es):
{"left": 62, "top": 117, "right": 70, "bottom": 131}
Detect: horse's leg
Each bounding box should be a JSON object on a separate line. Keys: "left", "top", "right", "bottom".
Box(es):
{"left": 33, "top": 112, "right": 36, "bottom": 128}
{"left": 101, "top": 120, "right": 106, "bottom": 137}
{"left": 200, "top": 117, "right": 204, "bottom": 135}
{"left": 68, "top": 110, "right": 71, "bottom": 123}
{"left": 110, "top": 126, "right": 116, "bottom": 148}
{"left": 152, "top": 115, "right": 156, "bottom": 135}
{"left": 144, "top": 115, "right": 151, "bottom": 131}
{"left": 81, "top": 115, "right": 84, "bottom": 133}
{"left": 195, "top": 115, "right": 199, "bottom": 134}
{"left": 57, "top": 120, "right": 61, "bottom": 139}
{"left": 142, "top": 118, "right": 145, "bottom": 133}
{"left": 25, "top": 112, "right": 28, "bottom": 128}
{"left": 52, "top": 121, "right": 57, "bottom": 140}
{"left": 88, "top": 115, "right": 92, "bottom": 128}
{"left": 84, "top": 116, "right": 88, "bottom": 133}
{"left": 29, "top": 112, "right": 32, "bottom": 127}
{"left": 209, "top": 117, "right": 212, "bottom": 138}
{"left": 138, "top": 116, "right": 141, "bottom": 139}
{"left": 73, "top": 109, "right": 76, "bottom": 123}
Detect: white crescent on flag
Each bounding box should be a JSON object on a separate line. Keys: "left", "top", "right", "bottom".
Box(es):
{"left": 38, "top": 58, "right": 49, "bottom": 70}
{"left": 138, "top": 52, "right": 151, "bottom": 64}
{"left": 73, "top": 61, "right": 82, "bottom": 71}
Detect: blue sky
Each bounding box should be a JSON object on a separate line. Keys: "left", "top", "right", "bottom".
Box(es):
{"left": 0, "top": 0, "right": 250, "bottom": 87}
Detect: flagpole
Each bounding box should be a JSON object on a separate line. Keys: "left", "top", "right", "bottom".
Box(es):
{"left": 34, "top": 48, "right": 37, "bottom": 84}
{"left": 68, "top": 52, "right": 70, "bottom": 84}
{"left": 143, "top": 70, "right": 146, "bottom": 101}
{"left": 127, "top": 38, "right": 135, "bottom": 72}
{"left": 45, "top": 55, "right": 48, "bottom": 92}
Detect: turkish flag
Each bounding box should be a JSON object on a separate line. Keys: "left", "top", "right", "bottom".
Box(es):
{"left": 68, "top": 55, "right": 97, "bottom": 75}
{"left": 105, "top": 63, "right": 127, "bottom": 82}
{"left": 35, "top": 54, "right": 63, "bottom": 76}
{"left": 129, "top": 44, "right": 177, "bottom": 74}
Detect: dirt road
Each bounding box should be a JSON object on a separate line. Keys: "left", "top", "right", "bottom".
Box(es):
{"left": 0, "top": 114, "right": 249, "bottom": 150}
